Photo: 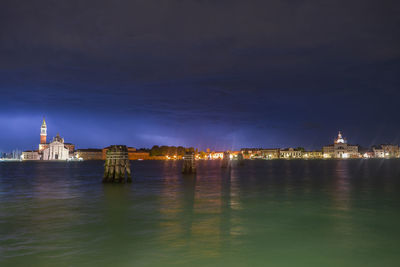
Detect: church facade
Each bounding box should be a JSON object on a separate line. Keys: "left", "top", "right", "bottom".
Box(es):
{"left": 322, "top": 131, "right": 359, "bottom": 158}
{"left": 42, "top": 134, "right": 70, "bottom": 160}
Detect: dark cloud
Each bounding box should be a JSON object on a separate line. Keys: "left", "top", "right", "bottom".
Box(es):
{"left": 0, "top": 0, "right": 400, "bottom": 150}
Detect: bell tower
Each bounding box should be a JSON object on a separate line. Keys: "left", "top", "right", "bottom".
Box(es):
{"left": 40, "top": 118, "right": 47, "bottom": 144}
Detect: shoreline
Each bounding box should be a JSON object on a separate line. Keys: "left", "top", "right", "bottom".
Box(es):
{"left": 4, "top": 157, "right": 400, "bottom": 163}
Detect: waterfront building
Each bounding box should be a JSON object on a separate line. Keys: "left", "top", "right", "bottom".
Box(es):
{"left": 75, "top": 149, "right": 103, "bottom": 160}
{"left": 260, "top": 149, "right": 280, "bottom": 159}
{"left": 362, "top": 151, "right": 374, "bottom": 158}
{"left": 240, "top": 148, "right": 262, "bottom": 159}
{"left": 42, "top": 134, "right": 71, "bottom": 160}
{"left": 64, "top": 143, "right": 75, "bottom": 154}
{"left": 128, "top": 152, "right": 150, "bottom": 160}
{"left": 240, "top": 148, "right": 279, "bottom": 159}
{"left": 103, "top": 146, "right": 135, "bottom": 160}
{"left": 280, "top": 148, "right": 302, "bottom": 159}
{"left": 22, "top": 151, "right": 40, "bottom": 160}
{"left": 380, "top": 144, "right": 399, "bottom": 158}
{"left": 102, "top": 146, "right": 151, "bottom": 160}
{"left": 372, "top": 145, "right": 399, "bottom": 158}
{"left": 38, "top": 118, "right": 74, "bottom": 155}
{"left": 229, "top": 151, "right": 241, "bottom": 159}
{"left": 23, "top": 119, "right": 75, "bottom": 161}
{"left": 372, "top": 147, "right": 384, "bottom": 158}
{"left": 322, "top": 131, "right": 359, "bottom": 158}
{"left": 239, "top": 149, "right": 250, "bottom": 159}
{"left": 303, "top": 151, "right": 323, "bottom": 159}
{"left": 208, "top": 151, "right": 224, "bottom": 159}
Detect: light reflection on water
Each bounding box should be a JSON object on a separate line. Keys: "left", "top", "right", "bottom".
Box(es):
{"left": 1, "top": 160, "right": 400, "bottom": 266}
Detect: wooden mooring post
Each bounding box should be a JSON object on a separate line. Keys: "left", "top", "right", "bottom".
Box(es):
{"left": 103, "top": 145, "right": 132, "bottom": 183}
{"left": 221, "top": 151, "right": 230, "bottom": 168}
{"left": 182, "top": 151, "right": 196, "bottom": 174}
{"left": 237, "top": 152, "right": 245, "bottom": 165}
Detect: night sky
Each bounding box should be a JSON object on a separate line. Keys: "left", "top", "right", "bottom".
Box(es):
{"left": 1, "top": 0, "right": 399, "bottom": 152}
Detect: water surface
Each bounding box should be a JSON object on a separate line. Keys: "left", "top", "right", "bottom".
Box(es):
{"left": 1, "top": 160, "right": 400, "bottom": 266}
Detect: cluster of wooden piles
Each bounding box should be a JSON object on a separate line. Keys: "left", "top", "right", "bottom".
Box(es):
{"left": 182, "top": 151, "right": 196, "bottom": 174}
{"left": 237, "top": 153, "right": 245, "bottom": 165}
{"left": 103, "top": 145, "right": 132, "bottom": 183}
{"left": 221, "top": 151, "right": 231, "bottom": 168}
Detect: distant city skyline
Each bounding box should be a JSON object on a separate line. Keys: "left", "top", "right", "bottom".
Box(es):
{"left": 1, "top": 116, "right": 399, "bottom": 153}
{"left": 15, "top": 118, "right": 400, "bottom": 161}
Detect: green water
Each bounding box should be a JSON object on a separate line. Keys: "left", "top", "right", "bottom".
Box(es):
{"left": 1, "top": 160, "right": 400, "bottom": 266}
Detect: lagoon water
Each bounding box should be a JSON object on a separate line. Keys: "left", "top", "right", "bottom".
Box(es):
{"left": 1, "top": 160, "right": 400, "bottom": 266}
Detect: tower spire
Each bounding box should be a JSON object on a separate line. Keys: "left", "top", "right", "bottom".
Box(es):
{"left": 40, "top": 117, "right": 47, "bottom": 144}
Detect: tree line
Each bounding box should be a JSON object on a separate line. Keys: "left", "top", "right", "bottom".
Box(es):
{"left": 148, "top": 146, "right": 196, "bottom": 156}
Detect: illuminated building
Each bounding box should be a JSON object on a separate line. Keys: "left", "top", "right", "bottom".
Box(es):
{"left": 240, "top": 148, "right": 279, "bottom": 159}
{"left": 373, "top": 145, "right": 399, "bottom": 158}
{"left": 240, "top": 148, "right": 261, "bottom": 159}
{"left": 22, "top": 150, "right": 40, "bottom": 160}
{"left": 75, "top": 149, "right": 103, "bottom": 160}
{"left": 208, "top": 151, "right": 224, "bottom": 159}
{"left": 363, "top": 151, "right": 374, "bottom": 158}
{"left": 42, "top": 134, "right": 71, "bottom": 160}
{"left": 381, "top": 144, "right": 399, "bottom": 158}
{"left": 22, "top": 119, "right": 75, "bottom": 161}
{"left": 372, "top": 147, "right": 384, "bottom": 158}
{"left": 102, "top": 146, "right": 151, "bottom": 160}
{"left": 128, "top": 152, "right": 150, "bottom": 160}
{"left": 280, "top": 148, "right": 303, "bottom": 159}
{"left": 322, "top": 131, "right": 359, "bottom": 158}
{"left": 260, "top": 149, "right": 280, "bottom": 159}
{"left": 303, "top": 151, "right": 323, "bottom": 159}
{"left": 229, "top": 151, "right": 241, "bottom": 159}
